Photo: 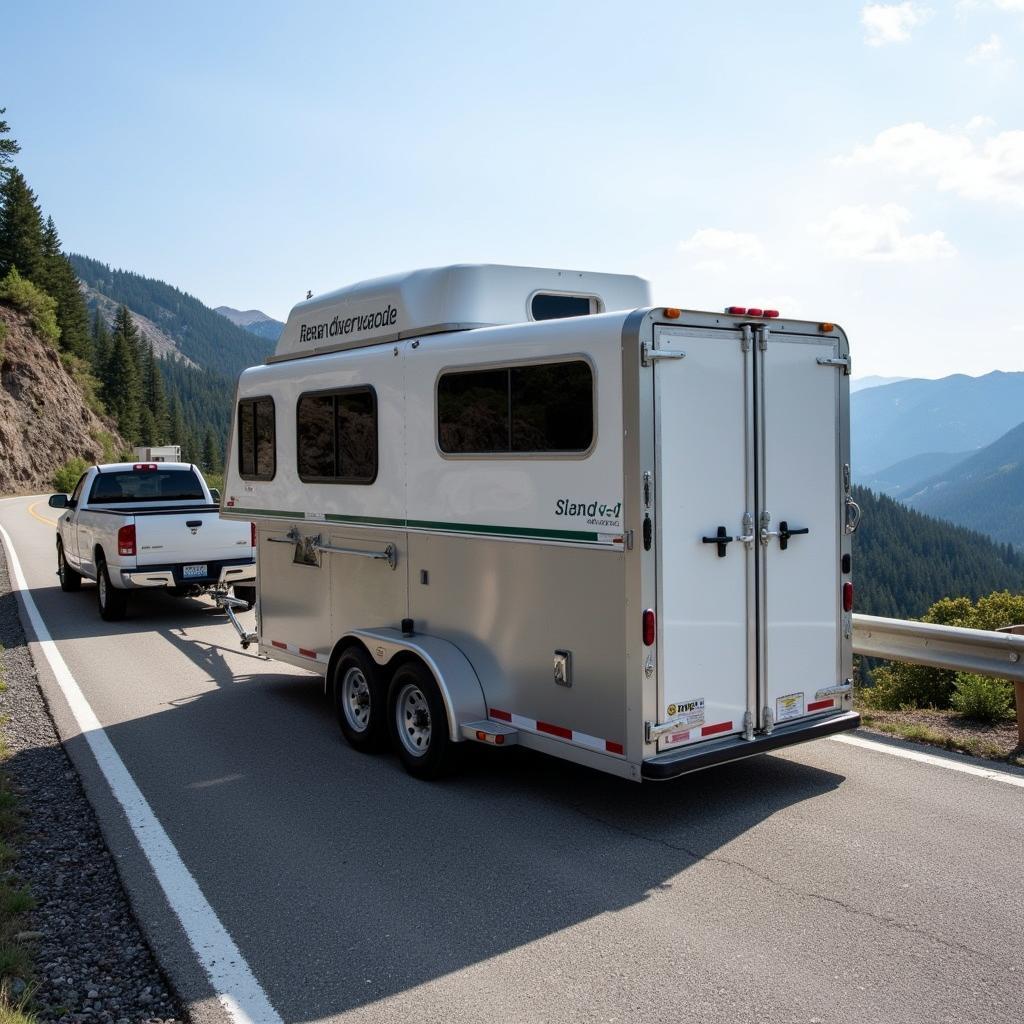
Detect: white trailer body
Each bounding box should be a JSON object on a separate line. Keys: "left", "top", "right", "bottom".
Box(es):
{"left": 221, "top": 265, "right": 859, "bottom": 781}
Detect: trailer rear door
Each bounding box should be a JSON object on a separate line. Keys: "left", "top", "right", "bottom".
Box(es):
{"left": 651, "top": 322, "right": 843, "bottom": 751}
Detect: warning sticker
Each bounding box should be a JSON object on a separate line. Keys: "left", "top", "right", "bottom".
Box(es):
{"left": 776, "top": 692, "right": 805, "bottom": 722}
{"left": 667, "top": 698, "right": 705, "bottom": 729}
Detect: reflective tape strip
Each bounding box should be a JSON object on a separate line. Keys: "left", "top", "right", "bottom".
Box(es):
{"left": 701, "top": 720, "right": 733, "bottom": 737}
{"left": 268, "top": 640, "right": 328, "bottom": 665}
{"left": 807, "top": 698, "right": 835, "bottom": 712}
{"left": 489, "top": 708, "right": 624, "bottom": 757}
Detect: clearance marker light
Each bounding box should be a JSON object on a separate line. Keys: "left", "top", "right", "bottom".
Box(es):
{"left": 643, "top": 608, "right": 656, "bottom": 646}
{"left": 133, "top": 463, "right": 158, "bottom": 471}
{"left": 746, "top": 308, "right": 763, "bottom": 317}
{"left": 251, "top": 522, "right": 257, "bottom": 547}
{"left": 664, "top": 307, "right": 682, "bottom": 319}
{"left": 843, "top": 581, "right": 854, "bottom": 613}
{"left": 763, "top": 310, "right": 779, "bottom": 318}
{"left": 820, "top": 322, "right": 835, "bottom": 333}
{"left": 726, "top": 306, "right": 747, "bottom": 315}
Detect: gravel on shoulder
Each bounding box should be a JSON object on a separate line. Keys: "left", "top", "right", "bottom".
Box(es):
{"left": 0, "top": 541, "right": 185, "bottom": 1024}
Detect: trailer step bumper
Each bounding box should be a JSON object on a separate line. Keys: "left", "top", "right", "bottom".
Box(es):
{"left": 641, "top": 710, "right": 860, "bottom": 780}
{"left": 461, "top": 721, "right": 519, "bottom": 746}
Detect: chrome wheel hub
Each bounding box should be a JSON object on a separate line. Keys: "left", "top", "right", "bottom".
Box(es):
{"left": 341, "top": 666, "right": 372, "bottom": 732}
{"left": 396, "top": 682, "right": 431, "bottom": 757}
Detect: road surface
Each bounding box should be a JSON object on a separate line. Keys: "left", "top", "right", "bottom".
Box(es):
{"left": 2, "top": 493, "right": 1022, "bottom": 1024}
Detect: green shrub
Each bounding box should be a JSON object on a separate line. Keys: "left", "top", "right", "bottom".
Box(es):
{"left": 0, "top": 268, "right": 59, "bottom": 346}
{"left": 52, "top": 457, "right": 89, "bottom": 494}
{"left": 90, "top": 429, "right": 118, "bottom": 463}
{"left": 950, "top": 674, "right": 1015, "bottom": 723}
{"left": 60, "top": 352, "right": 105, "bottom": 416}
{"left": 863, "top": 663, "right": 957, "bottom": 711}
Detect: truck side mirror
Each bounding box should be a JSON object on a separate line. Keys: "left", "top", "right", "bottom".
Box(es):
{"left": 209, "top": 488, "right": 221, "bottom": 503}
{"left": 48, "top": 494, "right": 69, "bottom": 509}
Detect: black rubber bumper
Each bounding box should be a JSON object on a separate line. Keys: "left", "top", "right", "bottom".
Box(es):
{"left": 641, "top": 709, "right": 861, "bottom": 780}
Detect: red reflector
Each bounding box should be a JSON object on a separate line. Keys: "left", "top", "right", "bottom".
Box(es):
{"left": 701, "top": 721, "right": 733, "bottom": 737}
{"left": 808, "top": 698, "right": 835, "bottom": 712}
{"left": 495, "top": 734, "right": 504, "bottom": 745}
{"left": 605, "top": 740, "right": 624, "bottom": 755}
{"left": 537, "top": 719, "right": 572, "bottom": 740}
{"left": 133, "top": 463, "right": 158, "bottom": 471}
{"left": 299, "top": 647, "right": 316, "bottom": 659}
{"left": 490, "top": 708, "right": 512, "bottom": 722}
{"left": 843, "top": 581, "right": 854, "bottom": 612}
{"left": 642, "top": 608, "right": 656, "bottom": 646}
{"left": 271, "top": 640, "right": 287, "bottom": 649}
{"left": 726, "top": 306, "right": 747, "bottom": 315}
{"left": 117, "top": 524, "right": 136, "bottom": 557}
{"left": 251, "top": 521, "right": 257, "bottom": 547}
{"left": 763, "top": 309, "right": 779, "bottom": 318}
{"left": 747, "top": 308, "right": 763, "bottom": 317}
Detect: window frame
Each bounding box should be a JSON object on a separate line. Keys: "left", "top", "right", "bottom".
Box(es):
{"left": 527, "top": 290, "right": 602, "bottom": 322}
{"left": 296, "top": 384, "right": 379, "bottom": 485}
{"left": 435, "top": 355, "right": 597, "bottom": 461}
{"left": 237, "top": 395, "right": 277, "bottom": 482}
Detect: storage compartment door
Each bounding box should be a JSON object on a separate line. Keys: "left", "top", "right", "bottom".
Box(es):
{"left": 654, "top": 327, "right": 752, "bottom": 750}
{"left": 758, "top": 335, "right": 842, "bottom": 727}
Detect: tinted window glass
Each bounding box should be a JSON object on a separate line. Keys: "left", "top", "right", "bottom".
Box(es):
{"left": 530, "top": 293, "right": 593, "bottom": 321}
{"left": 238, "top": 396, "right": 275, "bottom": 480}
{"left": 297, "top": 387, "right": 377, "bottom": 483}
{"left": 89, "top": 469, "right": 205, "bottom": 503}
{"left": 438, "top": 361, "right": 593, "bottom": 454}
{"left": 70, "top": 474, "right": 88, "bottom": 504}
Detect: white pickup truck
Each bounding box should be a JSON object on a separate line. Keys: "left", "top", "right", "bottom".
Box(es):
{"left": 48, "top": 461, "right": 256, "bottom": 621}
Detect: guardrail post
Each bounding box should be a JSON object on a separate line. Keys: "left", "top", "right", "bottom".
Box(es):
{"left": 997, "top": 625, "right": 1024, "bottom": 747}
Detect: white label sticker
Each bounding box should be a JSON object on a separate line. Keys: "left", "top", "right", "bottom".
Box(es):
{"left": 776, "top": 692, "right": 805, "bottom": 722}
{"left": 667, "top": 698, "right": 705, "bottom": 729}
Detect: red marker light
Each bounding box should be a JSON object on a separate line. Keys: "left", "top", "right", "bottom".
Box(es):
{"left": 118, "top": 524, "right": 136, "bottom": 557}
{"left": 726, "top": 306, "right": 747, "bottom": 315}
{"left": 251, "top": 522, "right": 257, "bottom": 547}
{"left": 843, "top": 581, "right": 854, "bottom": 613}
{"left": 763, "top": 310, "right": 779, "bottom": 318}
{"left": 133, "top": 463, "right": 158, "bottom": 471}
{"left": 643, "top": 608, "right": 656, "bottom": 646}
{"left": 747, "top": 308, "right": 763, "bottom": 317}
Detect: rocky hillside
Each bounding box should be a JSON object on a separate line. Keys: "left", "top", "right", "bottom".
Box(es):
{"left": 0, "top": 302, "right": 125, "bottom": 495}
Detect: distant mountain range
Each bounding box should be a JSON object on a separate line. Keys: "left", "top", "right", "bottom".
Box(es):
{"left": 850, "top": 374, "right": 908, "bottom": 393}
{"left": 215, "top": 306, "right": 285, "bottom": 343}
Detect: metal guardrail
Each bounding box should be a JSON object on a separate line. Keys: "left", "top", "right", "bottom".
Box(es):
{"left": 852, "top": 614, "right": 1024, "bottom": 683}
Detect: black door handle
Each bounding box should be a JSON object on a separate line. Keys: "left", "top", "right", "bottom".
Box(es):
{"left": 778, "top": 520, "right": 809, "bottom": 551}
{"left": 702, "top": 526, "right": 734, "bottom": 557}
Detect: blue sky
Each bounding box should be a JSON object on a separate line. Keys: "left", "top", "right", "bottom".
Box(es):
{"left": 3, "top": 1, "right": 1023, "bottom": 377}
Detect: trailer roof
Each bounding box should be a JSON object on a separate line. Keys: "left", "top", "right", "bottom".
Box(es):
{"left": 271, "top": 264, "right": 650, "bottom": 363}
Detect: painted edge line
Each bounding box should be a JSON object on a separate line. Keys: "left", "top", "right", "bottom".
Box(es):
{"left": 831, "top": 732, "right": 1024, "bottom": 789}
{"left": 0, "top": 525, "right": 283, "bottom": 1024}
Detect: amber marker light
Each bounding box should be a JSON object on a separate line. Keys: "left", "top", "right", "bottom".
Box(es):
{"left": 663, "top": 307, "right": 682, "bottom": 319}
{"left": 820, "top": 322, "right": 835, "bottom": 333}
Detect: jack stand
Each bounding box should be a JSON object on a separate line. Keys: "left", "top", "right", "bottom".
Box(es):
{"left": 213, "top": 590, "right": 258, "bottom": 649}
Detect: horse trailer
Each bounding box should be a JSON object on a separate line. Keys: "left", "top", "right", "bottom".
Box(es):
{"left": 220, "top": 264, "right": 860, "bottom": 781}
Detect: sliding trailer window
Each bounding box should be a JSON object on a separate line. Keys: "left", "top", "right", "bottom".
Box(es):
{"left": 238, "top": 396, "right": 276, "bottom": 481}
{"left": 438, "top": 359, "right": 594, "bottom": 455}
{"left": 297, "top": 386, "right": 378, "bottom": 484}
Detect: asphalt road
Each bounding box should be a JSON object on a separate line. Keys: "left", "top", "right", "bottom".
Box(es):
{"left": 2, "top": 493, "right": 1023, "bottom": 1024}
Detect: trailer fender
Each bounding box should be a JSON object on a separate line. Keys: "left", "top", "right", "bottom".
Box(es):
{"left": 337, "top": 628, "right": 487, "bottom": 743}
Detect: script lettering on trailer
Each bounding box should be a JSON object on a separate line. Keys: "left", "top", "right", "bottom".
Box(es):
{"left": 298, "top": 304, "right": 399, "bottom": 344}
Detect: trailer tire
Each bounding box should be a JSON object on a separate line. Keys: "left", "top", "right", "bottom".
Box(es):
{"left": 387, "top": 660, "right": 456, "bottom": 779}
{"left": 333, "top": 646, "right": 387, "bottom": 752}
{"left": 57, "top": 541, "right": 82, "bottom": 592}
{"left": 232, "top": 585, "right": 257, "bottom": 611}
{"left": 96, "top": 556, "right": 128, "bottom": 622}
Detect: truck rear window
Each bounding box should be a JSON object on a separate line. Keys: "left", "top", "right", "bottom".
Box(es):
{"left": 88, "top": 469, "right": 206, "bottom": 504}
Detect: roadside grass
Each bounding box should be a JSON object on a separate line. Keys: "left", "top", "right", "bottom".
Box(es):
{"left": 858, "top": 704, "right": 1024, "bottom": 767}
{"left": 0, "top": 645, "right": 37, "bottom": 1024}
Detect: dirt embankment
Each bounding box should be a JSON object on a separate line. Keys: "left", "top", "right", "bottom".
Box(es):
{"left": 0, "top": 303, "right": 124, "bottom": 495}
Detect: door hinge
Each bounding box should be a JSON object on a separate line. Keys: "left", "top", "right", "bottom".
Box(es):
{"left": 641, "top": 342, "right": 686, "bottom": 367}
{"left": 817, "top": 356, "right": 851, "bottom": 374}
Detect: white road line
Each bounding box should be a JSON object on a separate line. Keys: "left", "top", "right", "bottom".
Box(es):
{"left": 832, "top": 733, "right": 1024, "bottom": 789}
{"left": 0, "top": 524, "right": 283, "bottom": 1024}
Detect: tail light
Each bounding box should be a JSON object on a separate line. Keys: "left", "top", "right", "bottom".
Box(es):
{"left": 118, "top": 524, "right": 136, "bottom": 557}
{"left": 642, "top": 608, "right": 656, "bottom": 646}
{"left": 843, "top": 581, "right": 854, "bottom": 613}
{"left": 251, "top": 522, "right": 257, "bottom": 547}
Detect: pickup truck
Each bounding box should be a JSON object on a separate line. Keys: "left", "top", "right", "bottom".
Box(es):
{"left": 48, "top": 462, "right": 256, "bottom": 621}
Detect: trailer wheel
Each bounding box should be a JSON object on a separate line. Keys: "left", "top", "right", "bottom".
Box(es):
{"left": 57, "top": 541, "right": 82, "bottom": 592}
{"left": 388, "top": 661, "right": 456, "bottom": 779}
{"left": 96, "top": 556, "right": 128, "bottom": 622}
{"left": 333, "top": 646, "right": 387, "bottom": 752}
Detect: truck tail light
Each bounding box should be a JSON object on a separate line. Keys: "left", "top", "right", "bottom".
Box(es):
{"left": 843, "top": 581, "right": 854, "bottom": 613}
{"left": 643, "top": 608, "right": 656, "bottom": 646}
{"left": 118, "top": 524, "right": 136, "bottom": 557}
{"left": 251, "top": 522, "right": 257, "bottom": 547}
{"left": 133, "top": 463, "right": 158, "bottom": 471}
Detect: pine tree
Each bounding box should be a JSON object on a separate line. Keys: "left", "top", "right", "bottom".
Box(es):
{"left": 91, "top": 308, "right": 111, "bottom": 379}
{"left": 169, "top": 393, "right": 188, "bottom": 449}
{"left": 104, "top": 305, "right": 142, "bottom": 442}
{"left": 0, "top": 168, "right": 45, "bottom": 280}
{"left": 0, "top": 108, "right": 19, "bottom": 172}
{"left": 202, "top": 427, "right": 222, "bottom": 474}
{"left": 139, "top": 405, "right": 158, "bottom": 447}
{"left": 141, "top": 343, "right": 169, "bottom": 444}
{"left": 38, "top": 216, "right": 90, "bottom": 358}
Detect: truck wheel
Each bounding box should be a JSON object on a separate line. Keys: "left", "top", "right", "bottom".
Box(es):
{"left": 96, "top": 557, "right": 128, "bottom": 622}
{"left": 232, "top": 585, "right": 257, "bottom": 611}
{"left": 333, "top": 647, "right": 387, "bottom": 752}
{"left": 388, "top": 661, "right": 456, "bottom": 779}
{"left": 57, "top": 542, "right": 82, "bottom": 592}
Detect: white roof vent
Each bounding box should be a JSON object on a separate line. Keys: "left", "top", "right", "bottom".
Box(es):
{"left": 271, "top": 264, "right": 651, "bottom": 362}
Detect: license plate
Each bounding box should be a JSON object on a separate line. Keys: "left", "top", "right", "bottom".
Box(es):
{"left": 182, "top": 564, "right": 208, "bottom": 579}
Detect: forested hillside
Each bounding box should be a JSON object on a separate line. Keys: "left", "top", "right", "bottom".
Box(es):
{"left": 852, "top": 485, "right": 1024, "bottom": 618}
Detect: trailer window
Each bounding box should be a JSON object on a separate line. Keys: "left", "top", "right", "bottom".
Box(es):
{"left": 238, "top": 397, "right": 276, "bottom": 481}
{"left": 438, "top": 360, "right": 593, "bottom": 455}
{"left": 297, "top": 387, "right": 378, "bottom": 484}
{"left": 530, "top": 293, "right": 596, "bottom": 321}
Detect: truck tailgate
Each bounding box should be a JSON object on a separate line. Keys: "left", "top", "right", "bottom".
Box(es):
{"left": 133, "top": 508, "right": 251, "bottom": 566}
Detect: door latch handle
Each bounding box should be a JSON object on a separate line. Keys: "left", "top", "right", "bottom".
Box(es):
{"left": 761, "top": 520, "right": 810, "bottom": 550}
{"left": 702, "top": 526, "right": 734, "bottom": 557}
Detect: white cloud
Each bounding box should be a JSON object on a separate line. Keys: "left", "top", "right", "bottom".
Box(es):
{"left": 861, "top": 3, "right": 933, "bottom": 46}
{"left": 677, "top": 228, "right": 765, "bottom": 272}
{"left": 840, "top": 121, "right": 1024, "bottom": 206}
{"left": 968, "top": 33, "right": 1006, "bottom": 62}
{"left": 811, "top": 204, "right": 955, "bottom": 262}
